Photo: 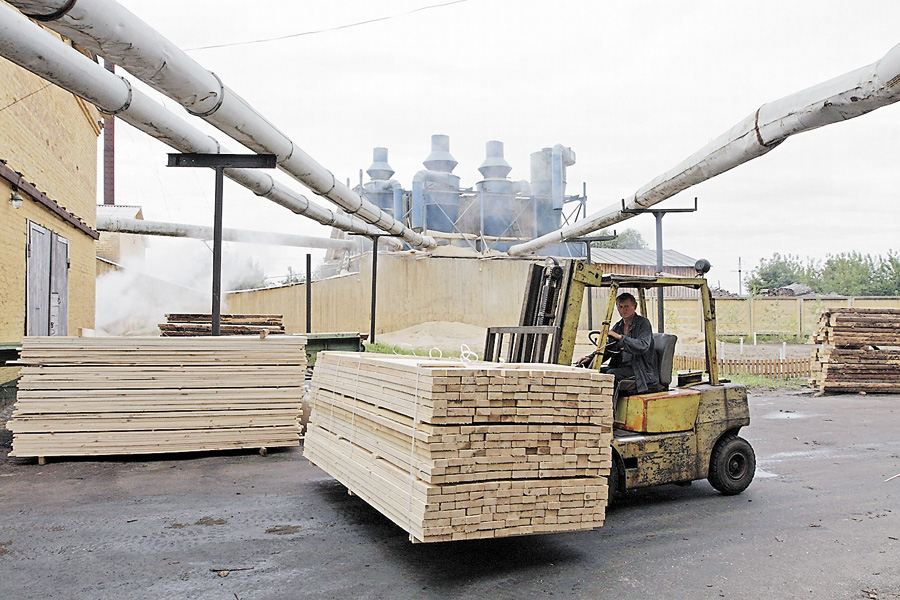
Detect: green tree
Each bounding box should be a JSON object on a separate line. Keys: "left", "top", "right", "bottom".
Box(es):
{"left": 817, "top": 252, "right": 881, "bottom": 296}
{"left": 590, "top": 228, "right": 648, "bottom": 250}
{"left": 745, "top": 253, "right": 814, "bottom": 293}
{"left": 874, "top": 251, "right": 900, "bottom": 296}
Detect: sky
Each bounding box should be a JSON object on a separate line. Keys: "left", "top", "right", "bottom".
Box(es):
{"left": 105, "top": 0, "right": 900, "bottom": 293}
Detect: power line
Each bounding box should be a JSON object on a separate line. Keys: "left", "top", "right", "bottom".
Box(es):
{"left": 184, "top": 0, "right": 470, "bottom": 52}
{"left": 0, "top": 83, "right": 52, "bottom": 113}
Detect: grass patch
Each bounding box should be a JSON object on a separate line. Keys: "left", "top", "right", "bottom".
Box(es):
{"left": 724, "top": 373, "right": 809, "bottom": 390}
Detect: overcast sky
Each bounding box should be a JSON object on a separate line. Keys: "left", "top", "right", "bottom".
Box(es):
{"left": 108, "top": 0, "right": 900, "bottom": 292}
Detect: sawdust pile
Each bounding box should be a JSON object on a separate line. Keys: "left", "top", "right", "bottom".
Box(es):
{"left": 377, "top": 321, "right": 487, "bottom": 356}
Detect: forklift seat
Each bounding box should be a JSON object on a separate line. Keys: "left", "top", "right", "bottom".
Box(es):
{"left": 616, "top": 332, "right": 678, "bottom": 396}
{"left": 653, "top": 333, "right": 677, "bottom": 389}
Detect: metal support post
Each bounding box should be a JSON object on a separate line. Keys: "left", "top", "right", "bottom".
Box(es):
{"left": 212, "top": 166, "right": 224, "bottom": 336}
{"left": 305, "top": 253, "right": 312, "bottom": 334}
{"left": 167, "top": 152, "right": 276, "bottom": 335}
{"left": 571, "top": 233, "right": 617, "bottom": 330}
{"left": 350, "top": 233, "right": 400, "bottom": 346}
{"left": 370, "top": 236, "right": 380, "bottom": 344}
{"left": 655, "top": 211, "right": 664, "bottom": 333}
{"left": 621, "top": 197, "right": 699, "bottom": 332}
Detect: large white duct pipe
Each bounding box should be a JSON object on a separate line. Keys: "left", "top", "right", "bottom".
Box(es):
{"left": 509, "top": 42, "right": 900, "bottom": 256}
{"left": 10, "top": 0, "right": 437, "bottom": 250}
{"left": 97, "top": 215, "right": 357, "bottom": 250}
{"left": 0, "top": 4, "right": 402, "bottom": 249}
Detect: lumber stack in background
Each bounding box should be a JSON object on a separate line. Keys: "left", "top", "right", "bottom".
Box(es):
{"left": 8, "top": 336, "right": 306, "bottom": 458}
{"left": 810, "top": 308, "right": 900, "bottom": 393}
{"left": 304, "top": 351, "right": 613, "bottom": 543}
{"left": 160, "top": 314, "right": 285, "bottom": 337}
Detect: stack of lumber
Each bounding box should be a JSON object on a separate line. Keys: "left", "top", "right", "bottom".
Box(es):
{"left": 811, "top": 345, "right": 900, "bottom": 393}
{"left": 811, "top": 308, "right": 900, "bottom": 347}
{"left": 810, "top": 308, "right": 900, "bottom": 393}
{"left": 7, "top": 336, "right": 307, "bottom": 458}
{"left": 304, "top": 351, "right": 613, "bottom": 543}
{"left": 159, "top": 314, "right": 285, "bottom": 337}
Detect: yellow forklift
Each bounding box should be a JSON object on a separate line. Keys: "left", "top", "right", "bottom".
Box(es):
{"left": 484, "top": 259, "right": 755, "bottom": 501}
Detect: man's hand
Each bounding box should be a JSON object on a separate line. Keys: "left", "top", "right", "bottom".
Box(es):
{"left": 608, "top": 331, "right": 623, "bottom": 341}
{"left": 575, "top": 353, "right": 595, "bottom": 368}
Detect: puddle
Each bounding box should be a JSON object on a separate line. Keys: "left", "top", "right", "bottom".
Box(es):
{"left": 760, "top": 410, "right": 820, "bottom": 420}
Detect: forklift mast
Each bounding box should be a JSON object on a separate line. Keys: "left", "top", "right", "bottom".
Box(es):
{"left": 485, "top": 259, "right": 720, "bottom": 384}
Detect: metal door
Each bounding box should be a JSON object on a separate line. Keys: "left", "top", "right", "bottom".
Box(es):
{"left": 50, "top": 234, "right": 69, "bottom": 336}
{"left": 26, "top": 221, "right": 51, "bottom": 336}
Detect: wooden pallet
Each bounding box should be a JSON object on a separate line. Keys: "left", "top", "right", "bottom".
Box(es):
{"left": 304, "top": 352, "right": 614, "bottom": 542}
{"left": 8, "top": 336, "right": 307, "bottom": 458}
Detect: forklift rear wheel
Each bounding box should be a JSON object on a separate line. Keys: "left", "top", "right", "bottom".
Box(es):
{"left": 708, "top": 434, "right": 756, "bottom": 495}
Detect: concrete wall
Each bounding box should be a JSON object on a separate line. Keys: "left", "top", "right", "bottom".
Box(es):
{"left": 227, "top": 254, "right": 900, "bottom": 341}
{"left": 227, "top": 254, "right": 544, "bottom": 334}
{"left": 0, "top": 49, "right": 102, "bottom": 344}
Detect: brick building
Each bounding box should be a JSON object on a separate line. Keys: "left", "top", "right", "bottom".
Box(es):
{"left": 0, "top": 38, "right": 102, "bottom": 372}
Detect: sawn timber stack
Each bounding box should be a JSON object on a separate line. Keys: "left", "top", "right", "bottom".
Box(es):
{"left": 810, "top": 308, "right": 900, "bottom": 393}
{"left": 159, "top": 313, "right": 286, "bottom": 337}
{"left": 304, "top": 351, "right": 614, "bottom": 543}
{"left": 8, "top": 336, "right": 307, "bottom": 458}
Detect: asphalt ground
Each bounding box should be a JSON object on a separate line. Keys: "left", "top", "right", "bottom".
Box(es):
{"left": 0, "top": 389, "right": 898, "bottom": 600}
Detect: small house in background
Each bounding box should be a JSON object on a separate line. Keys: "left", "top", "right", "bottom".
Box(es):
{"left": 588, "top": 248, "right": 701, "bottom": 298}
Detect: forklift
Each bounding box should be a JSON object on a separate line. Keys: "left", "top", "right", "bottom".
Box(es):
{"left": 484, "top": 259, "right": 755, "bottom": 501}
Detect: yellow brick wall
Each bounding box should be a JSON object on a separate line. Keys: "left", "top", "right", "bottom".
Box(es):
{"left": 0, "top": 47, "right": 101, "bottom": 344}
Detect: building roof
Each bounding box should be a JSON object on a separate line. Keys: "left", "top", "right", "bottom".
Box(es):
{"left": 97, "top": 204, "right": 143, "bottom": 219}
{"left": 589, "top": 248, "right": 697, "bottom": 268}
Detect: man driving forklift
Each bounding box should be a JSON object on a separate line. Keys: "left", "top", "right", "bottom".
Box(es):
{"left": 576, "top": 292, "right": 660, "bottom": 394}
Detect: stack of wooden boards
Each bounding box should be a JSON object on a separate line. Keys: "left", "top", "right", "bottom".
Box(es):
{"left": 159, "top": 314, "right": 285, "bottom": 337}
{"left": 810, "top": 308, "right": 900, "bottom": 393}
{"left": 8, "top": 336, "right": 307, "bottom": 458}
{"left": 304, "top": 351, "right": 613, "bottom": 543}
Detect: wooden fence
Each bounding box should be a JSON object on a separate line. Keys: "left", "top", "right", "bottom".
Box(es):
{"left": 673, "top": 355, "right": 811, "bottom": 379}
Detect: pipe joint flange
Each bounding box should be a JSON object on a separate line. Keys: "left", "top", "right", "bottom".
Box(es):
{"left": 100, "top": 75, "right": 133, "bottom": 115}
{"left": 185, "top": 71, "right": 226, "bottom": 118}
{"left": 24, "top": 0, "right": 76, "bottom": 22}
{"left": 322, "top": 170, "right": 337, "bottom": 196}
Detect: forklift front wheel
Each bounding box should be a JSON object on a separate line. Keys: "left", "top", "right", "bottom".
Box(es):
{"left": 708, "top": 434, "right": 756, "bottom": 495}
{"left": 607, "top": 452, "right": 625, "bottom": 507}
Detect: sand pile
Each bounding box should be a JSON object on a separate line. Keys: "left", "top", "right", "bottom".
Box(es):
{"left": 377, "top": 321, "right": 487, "bottom": 356}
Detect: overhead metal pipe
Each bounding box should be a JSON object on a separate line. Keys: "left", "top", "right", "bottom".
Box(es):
{"left": 96, "top": 215, "right": 357, "bottom": 250}
{"left": 0, "top": 4, "right": 401, "bottom": 248}
{"left": 10, "top": 0, "right": 437, "bottom": 250}
{"left": 509, "top": 42, "right": 900, "bottom": 256}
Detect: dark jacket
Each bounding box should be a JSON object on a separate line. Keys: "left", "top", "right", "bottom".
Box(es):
{"left": 607, "top": 313, "right": 660, "bottom": 393}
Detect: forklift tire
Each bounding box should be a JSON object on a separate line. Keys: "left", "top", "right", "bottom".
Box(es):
{"left": 708, "top": 434, "right": 756, "bottom": 495}
{"left": 607, "top": 453, "right": 625, "bottom": 507}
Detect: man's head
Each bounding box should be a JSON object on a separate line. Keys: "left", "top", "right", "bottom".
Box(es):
{"left": 615, "top": 292, "right": 638, "bottom": 320}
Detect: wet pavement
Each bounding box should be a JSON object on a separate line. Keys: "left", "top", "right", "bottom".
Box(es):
{"left": 0, "top": 390, "right": 898, "bottom": 600}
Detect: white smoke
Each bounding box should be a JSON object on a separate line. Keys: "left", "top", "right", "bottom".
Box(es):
{"left": 95, "top": 237, "right": 267, "bottom": 336}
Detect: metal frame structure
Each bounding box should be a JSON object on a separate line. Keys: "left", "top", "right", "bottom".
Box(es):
{"left": 167, "top": 152, "right": 277, "bottom": 335}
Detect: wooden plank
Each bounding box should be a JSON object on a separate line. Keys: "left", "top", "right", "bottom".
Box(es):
{"left": 8, "top": 336, "right": 307, "bottom": 458}
{"left": 305, "top": 352, "right": 613, "bottom": 542}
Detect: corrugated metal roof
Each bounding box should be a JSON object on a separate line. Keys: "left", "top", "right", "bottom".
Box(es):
{"left": 588, "top": 248, "right": 697, "bottom": 267}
